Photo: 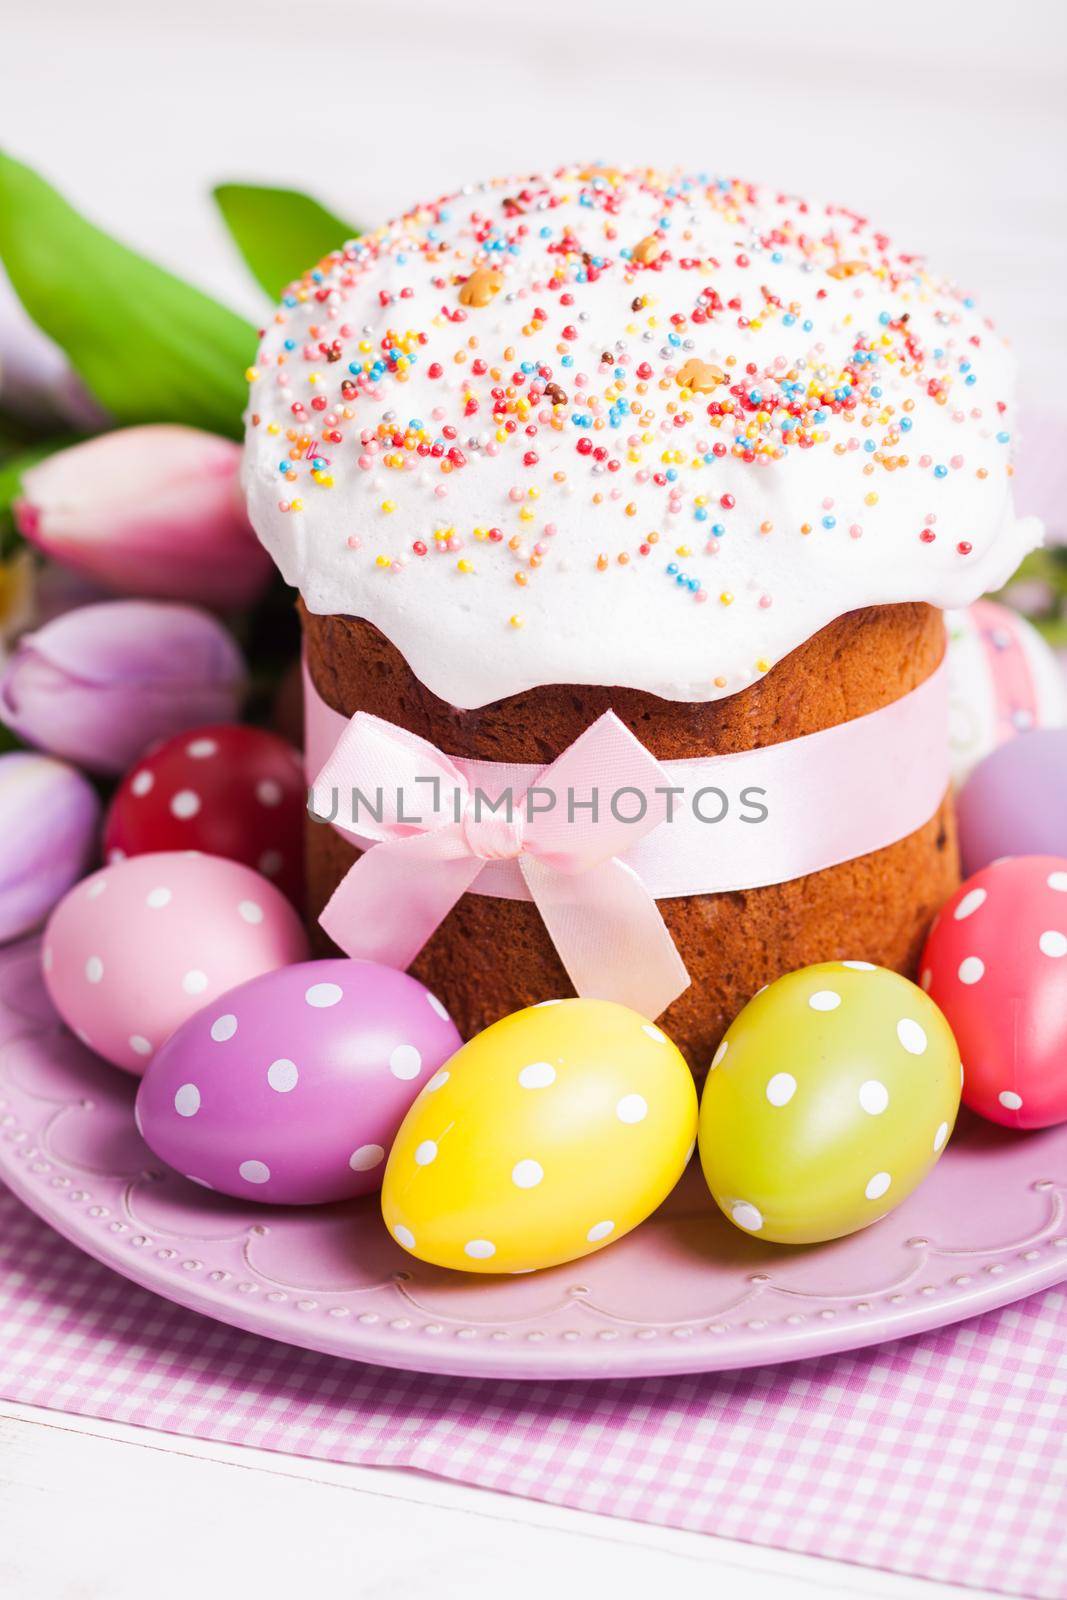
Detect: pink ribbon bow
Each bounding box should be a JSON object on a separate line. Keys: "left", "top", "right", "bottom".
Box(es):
{"left": 313, "top": 711, "right": 691, "bottom": 1020}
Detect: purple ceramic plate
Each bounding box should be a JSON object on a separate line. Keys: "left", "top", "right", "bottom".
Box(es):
{"left": 1, "top": 938, "right": 1066, "bottom": 1381}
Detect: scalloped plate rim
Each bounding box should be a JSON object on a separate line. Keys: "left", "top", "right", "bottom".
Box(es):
{"left": 2, "top": 938, "right": 1067, "bottom": 1381}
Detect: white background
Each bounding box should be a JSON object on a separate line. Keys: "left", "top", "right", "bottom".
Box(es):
{"left": 1, "top": 4, "right": 1065, "bottom": 1595}
{"left": 2, "top": 0, "right": 1066, "bottom": 417}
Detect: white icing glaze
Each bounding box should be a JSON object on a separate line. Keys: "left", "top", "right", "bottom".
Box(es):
{"left": 243, "top": 165, "right": 1041, "bottom": 708}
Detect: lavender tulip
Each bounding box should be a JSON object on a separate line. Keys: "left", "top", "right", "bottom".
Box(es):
{"left": 0, "top": 752, "right": 100, "bottom": 941}
{"left": 1015, "top": 410, "right": 1065, "bottom": 547}
{"left": 0, "top": 600, "right": 246, "bottom": 774}
{"left": 0, "top": 274, "right": 106, "bottom": 431}
{"left": 14, "top": 425, "right": 275, "bottom": 610}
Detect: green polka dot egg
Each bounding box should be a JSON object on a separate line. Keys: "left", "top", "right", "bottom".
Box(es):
{"left": 698, "top": 963, "right": 961, "bottom": 1245}
{"left": 381, "top": 998, "right": 698, "bottom": 1273}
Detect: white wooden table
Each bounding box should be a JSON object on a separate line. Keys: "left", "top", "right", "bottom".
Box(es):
{"left": 1, "top": 1, "right": 1061, "bottom": 1592}
{"left": 0, "top": 1399, "right": 984, "bottom": 1599}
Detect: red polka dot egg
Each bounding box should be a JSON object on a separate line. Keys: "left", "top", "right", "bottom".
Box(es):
{"left": 921, "top": 855, "right": 1067, "bottom": 1129}
{"left": 43, "top": 851, "right": 309, "bottom": 1074}
{"left": 104, "top": 725, "right": 305, "bottom": 904}
{"left": 136, "top": 959, "right": 462, "bottom": 1205}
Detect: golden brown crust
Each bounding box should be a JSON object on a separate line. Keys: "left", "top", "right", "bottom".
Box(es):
{"left": 303, "top": 601, "right": 958, "bottom": 1068}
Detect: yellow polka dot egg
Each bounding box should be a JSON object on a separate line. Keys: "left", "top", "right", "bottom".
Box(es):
{"left": 381, "top": 999, "right": 698, "bottom": 1273}
{"left": 698, "top": 963, "right": 961, "bottom": 1246}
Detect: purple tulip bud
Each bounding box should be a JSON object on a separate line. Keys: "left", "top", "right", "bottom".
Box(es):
{"left": 14, "top": 425, "right": 275, "bottom": 609}
{"left": 0, "top": 276, "right": 107, "bottom": 432}
{"left": 0, "top": 601, "right": 246, "bottom": 774}
{"left": 0, "top": 752, "right": 100, "bottom": 941}
{"left": 1015, "top": 409, "right": 1065, "bottom": 547}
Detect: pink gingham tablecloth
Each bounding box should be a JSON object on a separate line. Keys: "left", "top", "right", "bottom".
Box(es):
{"left": 1, "top": 1185, "right": 1065, "bottom": 1599}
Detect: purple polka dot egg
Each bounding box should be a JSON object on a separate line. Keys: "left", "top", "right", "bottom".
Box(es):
{"left": 43, "top": 851, "right": 309, "bottom": 1074}
{"left": 135, "top": 959, "right": 463, "bottom": 1204}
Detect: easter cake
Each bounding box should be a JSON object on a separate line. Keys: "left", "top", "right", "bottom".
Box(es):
{"left": 243, "top": 164, "right": 1040, "bottom": 1066}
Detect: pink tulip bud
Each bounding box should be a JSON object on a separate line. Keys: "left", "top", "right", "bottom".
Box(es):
{"left": 15, "top": 425, "right": 275, "bottom": 610}
{"left": 0, "top": 600, "right": 246, "bottom": 774}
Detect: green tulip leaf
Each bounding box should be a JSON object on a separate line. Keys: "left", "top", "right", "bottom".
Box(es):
{"left": 0, "top": 151, "right": 255, "bottom": 438}
{"left": 213, "top": 183, "right": 357, "bottom": 301}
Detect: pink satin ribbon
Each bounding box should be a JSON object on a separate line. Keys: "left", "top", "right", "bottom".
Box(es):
{"left": 307, "top": 656, "right": 950, "bottom": 1019}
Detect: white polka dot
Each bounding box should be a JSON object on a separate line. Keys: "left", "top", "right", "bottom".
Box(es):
{"left": 897, "top": 1018, "right": 927, "bottom": 1056}
{"left": 389, "top": 1044, "right": 422, "bottom": 1080}
{"left": 130, "top": 770, "right": 154, "bottom": 797}
{"left": 170, "top": 789, "right": 201, "bottom": 820}
{"left": 145, "top": 887, "right": 172, "bottom": 909}
{"left": 519, "top": 1061, "right": 556, "bottom": 1089}
{"left": 954, "top": 888, "right": 987, "bottom": 921}
{"left": 86, "top": 878, "right": 108, "bottom": 899}
{"left": 731, "top": 1202, "right": 763, "bottom": 1232}
{"left": 85, "top": 956, "right": 103, "bottom": 984}
{"left": 267, "top": 1058, "right": 298, "bottom": 1093}
{"left": 642, "top": 1023, "right": 668, "bottom": 1043}
{"left": 305, "top": 982, "right": 343, "bottom": 1008}
{"left": 535, "top": 998, "right": 563, "bottom": 1007}
{"left": 934, "top": 1121, "right": 950, "bottom": 1152}
{"left": 586, "top": 1220, "right": 615, "bottom": 1242}
{"left": 182, "top": 970, "right": 208, "bottom": 996}
{"left": 424, "top": 1069, "right": 449, "bottom": 1092}
{"left": 129, "top": 1035, "right": 153, "bottom": 1057}
{"left": 766, "top": 1072, "right": 796, "bottom": 1107}
{"left": 859, "top": 1079, "right": 890, "bottom": 1115}
{"left": 107, "top": 848, "right": 126, "bottom": 864}
{"left": 865, "top": 1171, "right": 892, "bottom": 1201}
{"left": 999, "top": 1090, "right": 1023, "bottom": 1111}
{"left": 711, "top": 1038, "right": 729, "bottom": 1069}
{"left": 958, "top": 956, "right": 985, "bottom": 985}
{"left": 211, "top": 1013, "right": 237, "bottom": 1042}
{"left": 512, "top": 1159, "right": 544, "bottom": 1189}
{"left": 809, "top": 990, "right": 841, "bottom": 1011}
{"left": 920, "top": 968, "right": 933, "bottom": 992}
{"left": 1048, "top": 872, "right": 1067, "bottom": 893}
{"left": 174, "top": 1083, "right": 201, "bottom": 1117}
{"left": 426, "top": 991, "right": 451, "bottom": 1021}
{"left": 1039, "top": 930, "right": 1067, "bottom": 959}
{"left": 238, "top": 1160, "right": 270, "bottom": 1185}
{"left": 258, "top": 849, "right": 283, "bottom": 878}
{"left": 238, "top": 900, "right": 264, "bottom": 924}
{"left": 256, "top": 778, "right": 283, "bottom": 807}
{"left": 842, "top": 960, "right": 876, "bottom": 971}
{"left": 350, "top": 1144, "right": 385, "bottom": 1171}
{"left": 186, "top": 738, "right": 218, "bottom": 759}
{"left": 464, "top": 1239, "right": 496, "bottom": 1260}
{"left": 616, "top": 1093, "right": 648, "bottom": 1124}
{"left": 414, "top": 1140, "right": 438, "bottom": 1166}
{"left": 393, "top": 1224, "right": 416, "bottom": 1249}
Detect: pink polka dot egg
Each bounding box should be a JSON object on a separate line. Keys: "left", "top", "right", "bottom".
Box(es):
{"left": 921, "top": 855, "right": 1067, "bottom": 1129}
{"left": 43, "top": 851, "right": 309, "bottom": 1074}
{"left": 135, "top": 959, "right": 463, "bottom": 1205}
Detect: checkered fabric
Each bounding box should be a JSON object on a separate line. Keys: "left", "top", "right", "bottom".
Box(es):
{"left": 1, "top": 1185, "right": 1064, "bottom": 1598}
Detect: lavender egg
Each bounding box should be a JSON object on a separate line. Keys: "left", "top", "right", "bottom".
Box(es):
{"left": 958, "top": 729, "right": 1067, "bottom": 876}
{"left": 135, "top": 958, "right": 462, "bottom": 1204}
